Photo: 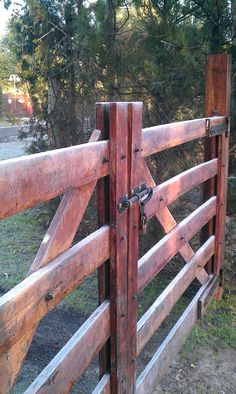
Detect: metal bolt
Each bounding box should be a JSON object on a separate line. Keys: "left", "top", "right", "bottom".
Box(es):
{"left": 134, "top": 147, "right": 140, "bottom": 153}
{"left": 120, "top": 235, "right": 126, "bottom": 241}
{"left": 121, "top": 153, "right": 126, "bottom": 160}
{"left": 132, "top": 294, "right": 137, "bottom": 300}
{"left": 102, "top": 157, "right": 109, "bottom": 164}
{"left": 160, "top": 197, "right": 164, "bottom": 201}
{"left": 180, "top": 236, "right": 186, "bottom": 241}
{"left": 45, "top": 293, "right": 54, "bottom": 302}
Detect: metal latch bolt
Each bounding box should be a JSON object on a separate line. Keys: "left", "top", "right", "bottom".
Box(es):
{"left": 118, "top": 183, "right": 153, "bottom": 235}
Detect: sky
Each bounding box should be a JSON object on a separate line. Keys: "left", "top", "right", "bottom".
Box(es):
{"left": 0, "top": 1, "right": 23, "bottom": 37}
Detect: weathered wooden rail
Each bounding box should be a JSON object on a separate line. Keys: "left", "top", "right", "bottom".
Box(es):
{"left": 0, "top": 54, "right": 231, "bottom": 393}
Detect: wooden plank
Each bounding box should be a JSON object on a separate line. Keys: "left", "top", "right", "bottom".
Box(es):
{"left": 202, "top": 54, "right": 231, "bottom": 273}
{"left": 0, "top": 130, "right": 104, "bottom": 391}
{"left": 0, "top": 327, "right": 35, "bottom": 394}
{"left": 136, "top": 276, "right": 214, "bottom": 394}
{"left": 0, "top": 226, "right": 109, "bottom": 353}
{"left": 141, "top": 160, "right": 208, "bottom": 284}
{"left": 92, "top": 374, "right": 111, "bottom": 394}
{"left": 0, "top": 139, "right": 109, "bottom": 219}
{"left": 214, "top": 132, "right": 230, "bottom": 275}
{"left": 144, "top": 159, "right": 218, "bottom": 219}
{"left": 138, "top": 197, "right": 216, "bottom": 293}
{"left": 126, "top": 102, "right": 143, "bottom": 390}
{"left": 96, "top": 104, "right": 111, "bottom": 378}
{"left": 137, "top": 236, "right": 215, "bottom": 354}
{"left": 108, "top": 102, "right": 129, "bottom": 393}
{"left": 142, "top": 116, "right": 225, "bottom": 157}
{"left": 30, "top": 129, "right": 102, "bottom": 273}
{"left": 211, "top": 55, "right": 231, "bottom": 277}
{"left": 24, "top": 301, "right": 110, "bottom": 393}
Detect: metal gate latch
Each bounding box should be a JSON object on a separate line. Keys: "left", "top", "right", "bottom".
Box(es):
{"left": 118, "top": 183, "right": 153, "bottom": 234}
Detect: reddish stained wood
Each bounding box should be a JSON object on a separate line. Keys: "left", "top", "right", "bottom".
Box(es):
{"left": 137, "top": 236, "right": 215, "bottom": 354}
{"left": 24, "top": 301, "right": 110, "bottom": 393}
{"left": 141, "top": 116, "right": 225, "bottom": 157}
{"left": 141, "top": 161, "right": 209, "bottom": 284}
{"left": 96, "top": 104, "right": 111, "bottom": 378}
{"left": 0, "top": 139, "right": 109, "bottom": 220}
{"left": 30, "top": 129, "right": 102, "bottom": 273}
{"left": 136, "top": 276, "right": 214, "bottom": 394}
{"left": 108, "top": 102, "right": 129, "bottom": 393}
{"left": 92, "top": 374, "right": 111, "bottom": 394}
{"left": 138, "top": 197, "right": 216, "bottom": 293}
{"left": 126, "top": 102, "right": 143, "bottom": 391}
{"left": 144, "top": 159, "right": 218, "bottom": 219}
{"left": 0, "top": 327, "right": 35, "bottom": 394}
{"left": 209, "top": 55, "right": 231, "bottom": 277}
{"left": 141, "top": 160, "right": 208, "bottom": 284}
{"left": 0, "top": 226, "right": 109, "bottom": 353}
{"left": 203, "top": 54, "right": 231, "bottom": 274}
{"left": 214, "top": 132, "right": 230, "bottom": 275}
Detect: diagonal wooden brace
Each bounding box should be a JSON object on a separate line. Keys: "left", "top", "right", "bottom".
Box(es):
{"left": 0, "top": 129, "right": 102, "bottom": 393}
{"left": 141, "top": 160, "right": 209, "bottom": 285}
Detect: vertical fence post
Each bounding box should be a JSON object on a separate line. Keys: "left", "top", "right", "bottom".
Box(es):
{"left": 203, "top": 54, "right": 231, "bottom": 283}
{"left": 127, "top": 102, "right": 143, "bottom": 390}
{"left": 96, "top": 103, "right": 111, "bottom": 378}
{"left": 96, "top": 102, "right": 142, "bottom": 393}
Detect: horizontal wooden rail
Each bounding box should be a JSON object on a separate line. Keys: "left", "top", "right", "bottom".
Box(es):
{"left": 137, "top": 236, "right": 214, "bottom": 354}
{"left": 0, "top": 226, "right": 109, "bottom": 352}
{"left": 25, "top": 301, "right": 110, "bottom": 393}
{"left": 138, "top": 197, "right": 216, "bottom": 293}
{"left": 0, "top": 140, "right": 109, "bottom": 219}
{"left": 136, "top": 275, "right": 215, "bottom": 394}
{"left": 142, "top": 116, "right": 225, "bottom": 157}
{"left": 92, "top": 374, "right": 111, "bottom": 394}
{"left": 145, "top": 159, "right": 218, "bottom": 219}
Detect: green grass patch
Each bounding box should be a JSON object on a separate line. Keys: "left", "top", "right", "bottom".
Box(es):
{"left": 182, "top": 288, "right": 236, "bottom": 353}
{"left": 0, "top": 206, "right": 45, "bottom": 290}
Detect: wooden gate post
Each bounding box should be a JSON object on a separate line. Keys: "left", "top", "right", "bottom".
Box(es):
{"left": 203, "top": 54, "right": 231, "bottom": 281}
{"left": 96, "top": 102, "right": 142, "bottom": 393}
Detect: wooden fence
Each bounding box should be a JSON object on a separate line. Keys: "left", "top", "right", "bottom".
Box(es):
{"left": 0, "top": 53, "right": 231, "bottom": 393}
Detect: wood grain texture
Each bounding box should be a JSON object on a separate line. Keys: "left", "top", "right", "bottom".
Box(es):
{"left": 96, "top": 104, "right": 111, "bottom": 378}
{"left": 203, "top": 54, "right": 231, "bottom": 274}
{"left": 92, "top": 374, "right": 111, "bottom": 394}
{"left": 142, "top": 116, "right": 225, "bottom": 157}
{"left": 138, "top": 197, "right": 216, "bottom": 293}
{"left": 25, "top": 301, "right": 110, "bottom": 393}
{"left": 136, "top": 276, "right": 214, "bottom": 394}
{"left": 30, "top": 129, "right": 102, "bottom": 273}
{"left": 126, "top": 102, "right": 143, "bottom": 391}
{"left": 141, "top": 160, "right": 209, "bottom": 285}
{"left": 214, "top": 132, "right": 230, "bottom": 275}
{"left": 144, "top": 159, "right": 218, "bottom": 219}
{"left": 0, "top": 226, "right": 109, "bottom": 353}
{"left": 108, "top": 103, "right": 129, "bottom": 393}
{"left": 137, "top": 236, "right": 215, "bottom": 354}
{"left": 0, "top": 139, "right": 109, "bottom": 219}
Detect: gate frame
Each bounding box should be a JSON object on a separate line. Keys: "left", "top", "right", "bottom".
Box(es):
{"left": 0, "top": 54, "right": 231, "bottom": 394}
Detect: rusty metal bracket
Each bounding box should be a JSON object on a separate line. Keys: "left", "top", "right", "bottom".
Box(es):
{"left": 206, "top": 117, "right": 230, "bottom": 137}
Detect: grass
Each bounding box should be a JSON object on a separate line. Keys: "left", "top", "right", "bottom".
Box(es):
{"left": 0, "top": 206, "right": 45, "bottom": 290}
{"left": 0, "top": 203, "right": 99, "bottom": 316}
{"left": 182, "top": 287, "right": 236, "bottom": 354}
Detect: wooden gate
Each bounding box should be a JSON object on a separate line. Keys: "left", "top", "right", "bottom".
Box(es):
{"left": 0, "top": 53, "right": 231, "bottom": 393}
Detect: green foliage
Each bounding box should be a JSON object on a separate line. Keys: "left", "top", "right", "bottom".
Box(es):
{"left": 2, "top": 0, "right": 234, "bottom": 148}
